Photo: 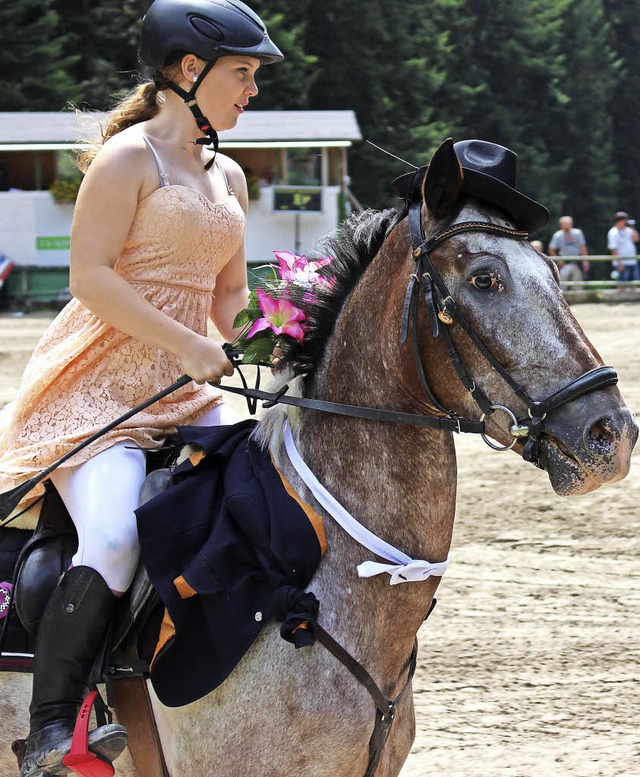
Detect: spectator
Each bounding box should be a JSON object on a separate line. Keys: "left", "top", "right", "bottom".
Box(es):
{"left": 608, "top": 211, "right": 639, "bottom": 284}
{"left": 548, "top": 216, "right": 589, "bottom": 283}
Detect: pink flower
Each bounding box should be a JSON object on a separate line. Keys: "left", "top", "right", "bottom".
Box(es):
{"left": 247, "top": 289, "right": 306, "bottom": 343}
{"left": 273, "top": 250, "right": 333, "bottom": 285}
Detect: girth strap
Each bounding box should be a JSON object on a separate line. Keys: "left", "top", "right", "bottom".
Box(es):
{"left": 314, "top": 624, "right": 417, "bottom": 777}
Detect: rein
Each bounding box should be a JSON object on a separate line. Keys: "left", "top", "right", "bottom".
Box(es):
{"left": 216, "top": 376, "right": 483, "bottom": 433}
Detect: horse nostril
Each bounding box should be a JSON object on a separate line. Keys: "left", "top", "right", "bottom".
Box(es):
{"left": 585, "top": 417, "right": 619, "bottom": 453}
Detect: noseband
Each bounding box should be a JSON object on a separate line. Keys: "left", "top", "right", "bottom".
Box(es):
{"left": 402, "top": 201, "right": 618, "bottom": 468}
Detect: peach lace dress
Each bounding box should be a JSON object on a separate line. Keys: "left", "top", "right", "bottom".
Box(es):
{"left": 0, "top": 138, "right": 246, "bottom": 519}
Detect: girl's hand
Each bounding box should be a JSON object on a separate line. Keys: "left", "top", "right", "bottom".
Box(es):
{"left": 180, "top": 335, "right": 235, "bottom": 384}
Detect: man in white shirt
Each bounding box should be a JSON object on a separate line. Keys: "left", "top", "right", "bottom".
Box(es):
{"left": 608, "top": 211, "right": 639, "bottom": 282}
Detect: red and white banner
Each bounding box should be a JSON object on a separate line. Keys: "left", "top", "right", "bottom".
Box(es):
{"left": 0, "top": 256, "right": 14, "bottom": 288}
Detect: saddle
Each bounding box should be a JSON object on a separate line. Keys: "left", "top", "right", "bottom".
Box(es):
{"left": 0, "top": 474, "right": 171, "bottom": 777}
{"left": 1, "top": 421, "right": 325, "bottom": 775}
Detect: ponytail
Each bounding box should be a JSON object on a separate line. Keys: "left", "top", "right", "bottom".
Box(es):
{"left": 77, "top": 81, "right": 161, "bottom": 172}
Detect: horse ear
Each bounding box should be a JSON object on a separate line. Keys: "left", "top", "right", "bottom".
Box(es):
{"left": 422, "top": 138, "right": 463, "bottom": 220}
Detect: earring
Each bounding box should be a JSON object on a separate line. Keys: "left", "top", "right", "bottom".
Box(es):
{"left": 192, "top": 76, "right": 198, "bottom": 82}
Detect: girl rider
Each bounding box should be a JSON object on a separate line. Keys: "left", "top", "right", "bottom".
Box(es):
{"left": 0, "top": 1, "right": 282, "bottom": 774}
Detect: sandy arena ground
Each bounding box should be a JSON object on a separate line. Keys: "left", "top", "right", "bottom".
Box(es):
{"left": 0, "top": 302, "right": 638, "bottom": 777}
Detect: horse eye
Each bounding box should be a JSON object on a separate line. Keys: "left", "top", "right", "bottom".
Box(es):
{"left": 470, "top": 274, "right": 498, "bottom": 290}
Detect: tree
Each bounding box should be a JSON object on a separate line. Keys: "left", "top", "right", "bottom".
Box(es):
{"left": 554, "top": 0, "right": 618, "bottom": 256}
{"left": 603, "top": 0, "right": 640, "bottom": 224}
{"left": 301, "top": 0, "right": 457, "bottom": 206}
{"left": 53, "top": 0, "right": 149, "bottom": 110}
{"left": 431, "top": 0, "right": 571, "bottom": 229}
{"left": 0, "top": 0, "right": 79, "bottom": 110}
{"left": 248, "top": 0, "right": 317, "bottom": 110}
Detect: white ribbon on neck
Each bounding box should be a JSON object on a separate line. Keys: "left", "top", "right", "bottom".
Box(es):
{"left": 283, "top": 420, "right": 450, "bottom": 585}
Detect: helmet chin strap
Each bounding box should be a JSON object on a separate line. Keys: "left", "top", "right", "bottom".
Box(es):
{"left": 154, "top": 59, "right": 219, "bottom": 171}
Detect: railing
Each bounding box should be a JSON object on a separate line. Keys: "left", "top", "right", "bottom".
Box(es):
{"left": 551, "top": 255, "right": 640, "bottom": 299}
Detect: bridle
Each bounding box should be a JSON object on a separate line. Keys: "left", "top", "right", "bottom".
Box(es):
{"left": 401, "top": 201, "right": 619, "bottom": 467}
{"left": 224, "top": 202, "right": 617, "bottom": 468}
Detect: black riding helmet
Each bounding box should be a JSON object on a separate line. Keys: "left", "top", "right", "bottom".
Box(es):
{"left": 139, "top": 0, "right": 284, "bottom": 70}
{"left": 138, "top": 0, "right": 283, "bottom": 166}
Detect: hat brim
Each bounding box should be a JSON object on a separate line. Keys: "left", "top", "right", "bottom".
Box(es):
{"left": 392, "top": 167, "right": 549, "bottom": 235}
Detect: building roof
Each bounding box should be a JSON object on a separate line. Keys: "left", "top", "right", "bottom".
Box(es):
{"left": 0, "top": 110, "right": 361, "bottom": 150}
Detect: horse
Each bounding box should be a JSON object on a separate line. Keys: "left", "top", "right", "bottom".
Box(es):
{"left": 1, "top": 138, "right": 637, "bottom": 777}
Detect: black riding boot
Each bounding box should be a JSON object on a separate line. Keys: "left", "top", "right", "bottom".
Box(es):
{"left": 19, "top": 566, "right": 128, "bottom": 777}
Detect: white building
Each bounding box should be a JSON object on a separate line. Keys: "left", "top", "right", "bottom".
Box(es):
{"left": 0, "top": 110, "right": 361, "bottom": 305}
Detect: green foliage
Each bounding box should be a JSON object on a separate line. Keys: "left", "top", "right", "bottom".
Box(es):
{"left": 248, "top": 1, "right": 317, "bottom": 109}
{"left": 431, "top": 0, "right": 570, "bottom": 220}
{"left": 604, "top": 0, "right": 640, "bottom": 225}
{"left": 0, "top": 0, "right": 80, "bottom": 110}
{"left": 7, "top": 0, "right": 640, "bottom": 249}
{"left": 302, "top": 0, "right": 456, "bottom": 206}
{"left": 49, "top": 171, "right": 83, "bottom": 203}
{"left": 52, "top": 0, "right": 148, "bottom": 110}
{"left": 549, "top": 0, "right": 618, "bottom": 254}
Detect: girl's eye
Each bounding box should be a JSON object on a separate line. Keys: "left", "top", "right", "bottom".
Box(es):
{"left": 470, "top": 273, "right": 501, "bottom": 291}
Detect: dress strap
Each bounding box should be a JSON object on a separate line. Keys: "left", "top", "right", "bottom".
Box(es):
{"left": 215, "top": 160, "right": 234, "bottom": 195}
{"left": 143, "top": 136, "right": 171, "bottom": 187}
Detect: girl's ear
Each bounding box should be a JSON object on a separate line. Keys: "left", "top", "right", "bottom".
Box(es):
{"left": 180, "top": 54, "right": 201, "bottom": 83}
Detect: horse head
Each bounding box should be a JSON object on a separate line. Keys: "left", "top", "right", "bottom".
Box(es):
{"left": 394, "top": 137, "right": 638, "bottom": 495}
{"left": 273, "top": 137, "right": 636, "bottom": 505}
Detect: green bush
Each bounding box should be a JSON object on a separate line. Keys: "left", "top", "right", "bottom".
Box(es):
{"left": 49, "top": 172, "right": 83, "bottom": 204}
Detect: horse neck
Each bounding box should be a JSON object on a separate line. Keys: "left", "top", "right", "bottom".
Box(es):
{"left": 265, "top": 234, "right": 458, "bottom": 680}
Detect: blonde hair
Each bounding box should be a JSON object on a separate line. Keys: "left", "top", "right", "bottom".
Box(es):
{"left": 77, "top": 81, "right": 161, "bottom": 172}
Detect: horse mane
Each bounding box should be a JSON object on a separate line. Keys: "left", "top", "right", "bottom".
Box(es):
{"left": 253, "top": 206, "right": 401, "bottom": 453}
{"left": 282, "top": 206, "right": 400, "bottom": 380}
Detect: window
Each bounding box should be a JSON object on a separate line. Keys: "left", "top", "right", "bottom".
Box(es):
{"left": 285, "top": 148, "right": 322, "bottom": 186}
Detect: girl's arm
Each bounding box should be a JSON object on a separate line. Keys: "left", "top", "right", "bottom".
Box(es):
{"left": 210, "top": 155, "right": 250, "bottom": 341}
{"left": 69, "top": 135, "right": 233, "bottom": 384}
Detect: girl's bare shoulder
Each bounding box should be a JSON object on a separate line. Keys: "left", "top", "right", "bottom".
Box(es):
{"left": 85, "top": 126, "right": 155, "bottom": 191}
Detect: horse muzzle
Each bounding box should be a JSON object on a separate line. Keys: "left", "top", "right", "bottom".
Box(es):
{"left": 534, "top": 402, "right": 638, "bottom": 496}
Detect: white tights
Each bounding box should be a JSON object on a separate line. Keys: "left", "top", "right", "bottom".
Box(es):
{"left": 50, "top": 403, "right": 238, "bottom": 594}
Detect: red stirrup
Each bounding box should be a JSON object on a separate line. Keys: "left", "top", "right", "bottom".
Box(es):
{"left": 62, "top": 690, "right": 115, "bottom": 777}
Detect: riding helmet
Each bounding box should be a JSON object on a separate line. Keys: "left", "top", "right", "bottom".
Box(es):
{"left": 138, "top": 0, "right": 284, "bottom": 69}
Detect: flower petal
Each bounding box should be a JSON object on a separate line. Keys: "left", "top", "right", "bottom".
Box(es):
{"left": 281, "top": 321, "right": 306, "bottom": 343}
{"left": 246, "top": 317, "right": 274, "bottom": 339}
{"left": 256, "top": 288, "right": 280, "bottom": 318}
{"left": 309, "top": 256, "right": 333, "bottom": 271}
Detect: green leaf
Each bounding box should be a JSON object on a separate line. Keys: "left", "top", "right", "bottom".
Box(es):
{"left": 233, "top": 308, "right": 254, "bottom": 328}
{"left": 242, "top": 336, "right": 275, "bottom": 364}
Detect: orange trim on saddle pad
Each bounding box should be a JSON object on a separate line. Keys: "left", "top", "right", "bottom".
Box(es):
{"left": 173, "top": 574, "right": 197, "bottom": 599}
{"left": 188, "top": 449, "right": 206, "bottom": 467}
{"left": 151, "top": 608, "right": 176, "bottom": 668}
{"left": 151, "top": 575, "right": 198, "bottom": 667}
{"left": 273, "top": 463, "right": 327, "bottom": 556}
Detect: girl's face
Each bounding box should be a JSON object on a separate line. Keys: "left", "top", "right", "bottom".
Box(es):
{"left": 195, "top": 55, "right": 260, "bottom": 131}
